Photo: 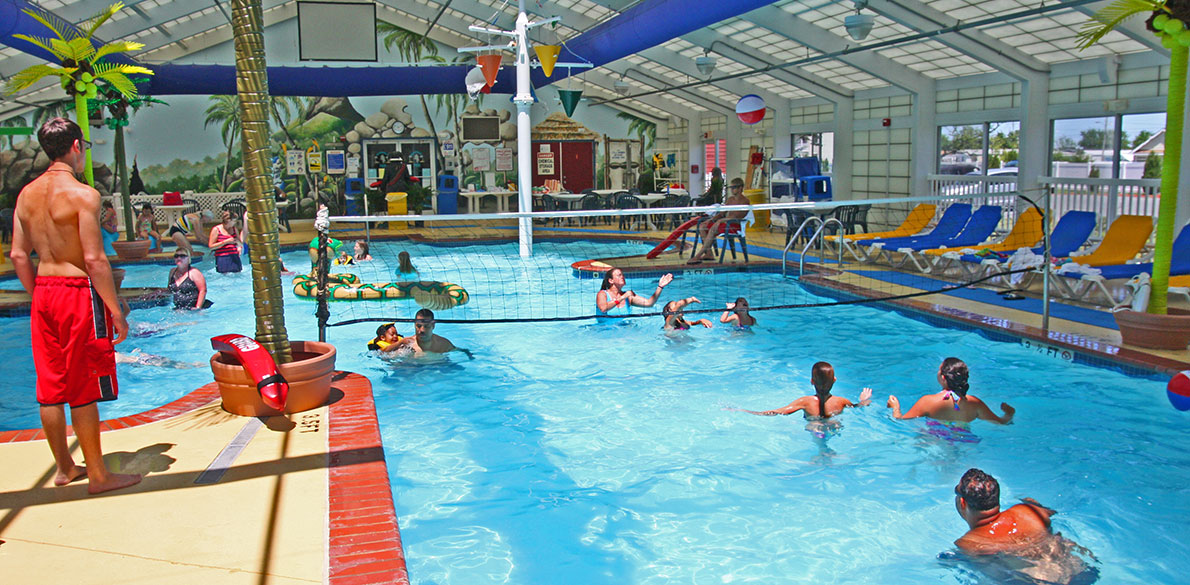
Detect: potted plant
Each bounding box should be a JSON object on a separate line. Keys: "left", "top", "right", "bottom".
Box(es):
{"left": 111, "top": 238, "right": 150, "bottom": 260}
{"left": 1079, "top": 1, "right": 1190, "bottom": 349}
{"left": 207, "top": 0, "right": 335, "bottom": 415}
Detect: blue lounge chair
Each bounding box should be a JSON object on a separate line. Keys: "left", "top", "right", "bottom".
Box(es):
{"left": 860, "top": 203, "right": 972, "bottom": 262}
{"left": 892, "top": 206, "right": 1003, "bottom": 272}
{"left": 946, "top": 211, "right": 1097, "bottom": 278}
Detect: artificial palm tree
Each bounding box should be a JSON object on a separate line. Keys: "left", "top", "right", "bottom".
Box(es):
{"left": 1079, "top": 0, "right": 1189, "bottom": 315}
{"left": 2, "top": 2, "right": 152, "bottom": 188}
{"left": 204, "top": 95, "right": 242, "bottom": 190}
{"left": 232, "top": 0, "right": 291, "bottom": 361}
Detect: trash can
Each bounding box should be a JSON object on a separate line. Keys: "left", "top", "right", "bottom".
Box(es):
{"left": 436, "top": 174, "right": 459, "bottom": 214}
{"left": 744, "top": 188, "right": 768, "bottom": 234}
{"left": 385, "top": 192, "right": 408, "bottom": 228}
{"left": 344, "top": 194, "right": 363, "bottom": 216}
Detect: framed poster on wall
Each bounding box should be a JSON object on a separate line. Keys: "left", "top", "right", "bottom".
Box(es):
{"left": 496, "top": 148, "right": 514, "bottom": 171}
{"left": 473, "top": 147, "right": 492, "bottom": 171}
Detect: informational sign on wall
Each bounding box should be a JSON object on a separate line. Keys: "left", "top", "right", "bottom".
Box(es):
{"left": 472, "top": 147, "right": 492, "bottom": 171}
{"left": 307, "top": 151, "right": 323, "bottom": 173}
{"left": 325, "top": 150, "right": 345, "bottom": 175}
{"left": 495, "top": 148, "right": 514, "bottom": 171}
{"left": 608, "top": 143, "right": 628, "bottom": 164}
{"left": 536, "top": 151, "right": 556, "bottom": 175}
{"left": 346, "top": 154, "right": 360, "bottom": 175}
{"left": 286, "top": 150, "right": 306, "bottom": 175}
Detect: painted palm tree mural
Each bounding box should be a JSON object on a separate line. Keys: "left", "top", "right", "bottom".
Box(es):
{"left": 617, "top": 112, "right": 656, "bottom": 151}
{"left": 1, "top": 116, "right": 28, "bottom": 150}
{"left": 2, "top": 2, "right": 153, "bottom": 188}
{"left": 90, "top": 80, "right": 166, "bottom": 239}
{"left": 204, "top": 95, "right": 242, "bottom": 191}
{"left": 378, "top": 22, "right": 439, "bottom": 142}
{"left": 1078, "top": 0, "right": 1189, "bottom": 315}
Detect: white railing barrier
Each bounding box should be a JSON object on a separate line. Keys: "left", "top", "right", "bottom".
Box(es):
{"left": 107, "top": 191, "right": 247, "bottom": 228}
{"left": 1038, "top": 177, "right": 1160, "bottom": 241}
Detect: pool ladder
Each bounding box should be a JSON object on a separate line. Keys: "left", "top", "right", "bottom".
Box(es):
{"left": 782, "top": 216, "right": 845, "bottom": 279}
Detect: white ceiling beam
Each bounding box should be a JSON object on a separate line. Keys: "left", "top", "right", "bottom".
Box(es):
{"left": 868, "top": 0, "right": 1050, "bottom": 80}
{"left": 680, "top": 30, "right": 852, "bottom": 102}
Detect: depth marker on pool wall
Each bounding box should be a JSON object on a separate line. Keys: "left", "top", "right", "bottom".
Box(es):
{"left": 194, "top": 418, "right": 264, "bottom": 485}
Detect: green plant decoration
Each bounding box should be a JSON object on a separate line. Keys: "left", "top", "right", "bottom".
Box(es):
{"left": 1078, "top": 0, "right": 1189, "bottom": 315}
{"left": 2, "top": 2, "right": 153, "bottom": 188}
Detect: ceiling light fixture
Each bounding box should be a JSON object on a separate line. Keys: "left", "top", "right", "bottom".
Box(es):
{"left": 695, "top": 49, "right": 717, "bottom": 77}
{"left": 614, "top": 73, "right": 630, "bottom": 95}
{"left": 844, "top": 0, "right": 875, "bottom": 41}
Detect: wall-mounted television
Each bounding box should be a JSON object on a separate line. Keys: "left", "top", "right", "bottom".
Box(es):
{"left": 460, "top": 116, "right": 501, "bottom": 143}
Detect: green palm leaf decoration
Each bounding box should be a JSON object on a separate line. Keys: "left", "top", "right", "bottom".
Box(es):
{"left": 2, "top": 2, "right": 152, "bottom": 188}
{"left": 1078, "top": 0, "right": 1189, "bottom": 316}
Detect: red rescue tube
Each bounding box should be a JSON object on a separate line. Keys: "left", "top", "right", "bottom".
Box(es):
{"left": 210, "top": 334, "right": 289, "bottom": 411}
{"left": 645, "top": 216, "right": 703, "bottom": 259}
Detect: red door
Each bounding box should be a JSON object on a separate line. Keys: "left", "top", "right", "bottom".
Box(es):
{"left": 559, "top": 141, "right": 595, "bottom": 193}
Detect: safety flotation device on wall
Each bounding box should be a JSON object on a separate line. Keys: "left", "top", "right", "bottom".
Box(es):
{"left": 210, "top": 334, "right": 289, "bottom": 411}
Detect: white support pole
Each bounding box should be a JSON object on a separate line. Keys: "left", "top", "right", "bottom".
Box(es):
{"left": 726, "top": 114, "right": 742, "bottom": 182}
{"left": 912, "top": 86, "right": 937, "bottom": 200}
{"left": 1019, "top": 74, "right": 1050, "bottom": 212}
{"left": 833, "top": 98, "right": 854, "bottom": 200}
{"left": 688, "top": 112, "right": 703, "bottom": 193}
{"left": 514, "top": 2, "right": 534, "bottom": 257}
{"left": 772, "top": 98, "right": 792, "bottom": 159}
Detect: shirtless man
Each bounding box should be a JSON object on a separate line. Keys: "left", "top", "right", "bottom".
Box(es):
{"left": 10, "top": 118, "right": 140, "bottom": 494}
{"left": 954, "top": 468, "right": 1056, "bottom": 553}
{"left": 393, "top": 308, "right": 472, "bottom": 358}
{"left": 886, "top": 357, "right": 1014, "bottom": 424}
{"left": 687, "top": 177, "right": 751, "bottom": 264}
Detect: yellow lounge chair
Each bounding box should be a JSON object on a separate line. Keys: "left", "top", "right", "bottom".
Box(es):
{"left": 1065, "top": 214, "right": 1153, "bottom": 267}
{"left": 824, "top": 203, "right": 936, "bottom": 243}
{"left": 1050, "top": 215, "right": 1154, "bottom": 302}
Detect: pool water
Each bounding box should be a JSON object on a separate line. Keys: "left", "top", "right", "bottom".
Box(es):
{"left": 1, "top": 241, "right": 1185, "bottom": 584}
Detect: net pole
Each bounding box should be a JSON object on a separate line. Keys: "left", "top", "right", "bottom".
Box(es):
{"left": 1041, "top": 188, "right": 1051, "bottom": 333}
{"left": 316, "top": 214, "right": 330, "bottom": 343}
{"left": 514, "top": 2, "right": 534, "bottom": 258}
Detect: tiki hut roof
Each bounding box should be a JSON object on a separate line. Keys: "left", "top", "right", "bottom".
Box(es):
{"left": 531, "top": 112, "right": 601, "bottom": 141}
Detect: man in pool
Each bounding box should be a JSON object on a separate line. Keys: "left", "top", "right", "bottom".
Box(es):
{"left": 393, "top": 309, "right": 472, "bottom": 358}
{"left": 953, "top": 468, "right": 1094, "bottom": 582}
{"left": 9, "top": 118, "right": 140, "bottom": 495}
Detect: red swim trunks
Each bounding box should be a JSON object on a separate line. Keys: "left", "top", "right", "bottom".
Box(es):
{"left": 30, "top": 276, "right": 119, "bottom": 408}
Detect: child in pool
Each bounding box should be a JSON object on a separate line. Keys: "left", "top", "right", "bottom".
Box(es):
{"left": 719, "top": 297, "right": 757, "bottom": 329}
{"left": 741, "top": 361, "right": 872, "bottom": 418}
{"left": 662, "top": 297, "right": 713, "bottom": 332}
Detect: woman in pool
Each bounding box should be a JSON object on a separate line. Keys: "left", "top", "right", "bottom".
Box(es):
{"left": 720, "top": 297, "right": 757, "bottom": 329}
{"left": 397, "top": 250, "right": 417, "bottom": 276}
{"left": 354, "top": 240, "right": 373, "bottom": 262}
{"left": 663, "top": 297, "right": 713, "bottom": 331}
{"left": 167, "top": 250, "right": 211, "bottom": 310}
{"left": 596, "top": 267, "right": 673, "bottom": 320}
{"left": 168, "top": 209, "right": 216, "bottom": 258}
{"left": 887, "top": 357, "right": 1015, "bottom": 424}
{"left": 742, "top": 361, "right": 872, "bottom": 418}
{"left": 100, "top": 200, "right": 119, "bottom": 256}
{"left": 208, "top": 210, "right": 242, "bottom": 273}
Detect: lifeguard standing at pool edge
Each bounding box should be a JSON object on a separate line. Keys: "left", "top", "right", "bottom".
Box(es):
{"left": 9, "top": 117, "right": 141, "bottom": 494}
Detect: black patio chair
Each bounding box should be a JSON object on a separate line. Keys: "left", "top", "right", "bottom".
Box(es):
{"left": 182, "top": 198, "right": 200, "bottom": 214}
{"left": 614, "top": 192, "right": 644, "bottom": 231}
{"left": 0, "top": 207, "right": 13, "bottom": 244}
{"left": 579, "top": 193, "right": 607, "bottom": 226}
{"left": 221, "top": 199, "right": 247, "bottom": 218}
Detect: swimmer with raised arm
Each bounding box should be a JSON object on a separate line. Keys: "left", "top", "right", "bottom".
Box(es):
{"left": 596, "top": 267, "right": 673, "bottom": 319}
{"left": 719, "top": 297, "right": 757, "bottom": 329}
{"left": 662, "top": 297, "right": 713, "bottom": 331}
{"left": 742, "top": 361, "right": 872, "bottom": 418}
{"left": 887, "top": 357, "right": 1014, "bottom": 424}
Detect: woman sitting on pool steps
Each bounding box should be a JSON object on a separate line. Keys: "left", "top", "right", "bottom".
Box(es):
{"left": 741, "top": 361, "right": 872, "bottom": 418}
{"left": 886, "top": 357, "right": 1014, "bottom": 424}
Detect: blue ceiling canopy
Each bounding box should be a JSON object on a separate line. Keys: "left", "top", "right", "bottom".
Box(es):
{"left": 1, "top": 0, "right": 775, "bottom": 97}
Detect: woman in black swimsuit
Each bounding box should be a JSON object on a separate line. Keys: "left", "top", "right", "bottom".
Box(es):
{"left": 168, "top": 250, "right": 212, "bottom": 310}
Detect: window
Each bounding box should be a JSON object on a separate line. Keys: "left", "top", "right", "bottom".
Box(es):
{"left": 794, "top": 133, "right": 834, "bottom": 173}
{"left": 938, "top": 121, "right": 1019, "bottom": 175}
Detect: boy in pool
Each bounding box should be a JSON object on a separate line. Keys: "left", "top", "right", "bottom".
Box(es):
{"left": 887, "top": 357, "right": 1014, "bottom": 425}
{"left": 719, "top": 297, "right": 757, "bottom": 329}
{"left": 741, "top": 362, "right": 872, "bottom": 418}
{"left": 392, "top": 308, "right": 472, "bottom": 358}
{"left": 953, "top": 468, "right": 1095, "bottom": 583}
{"left": 368, "top": 322, "right": 403, "bottom": 352}
{"left": 662, "top": 297, "right": 713, "bottom": 331}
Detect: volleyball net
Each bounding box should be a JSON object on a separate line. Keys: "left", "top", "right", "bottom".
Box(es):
{"left": 303, "top": 189, "right": 1087, "bottom": 329}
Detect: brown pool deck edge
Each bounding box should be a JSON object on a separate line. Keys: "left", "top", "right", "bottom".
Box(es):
{"left": 0, "top": 370, "right": 411, "bottom": 585}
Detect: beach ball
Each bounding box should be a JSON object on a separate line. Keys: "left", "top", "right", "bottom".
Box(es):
{"left": 1169, "top": 370, "right": 1190, "bottom": 411}
{"left": 736, "top": 94, "right": 765, "bottom": 125}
